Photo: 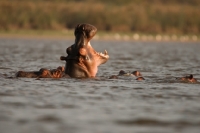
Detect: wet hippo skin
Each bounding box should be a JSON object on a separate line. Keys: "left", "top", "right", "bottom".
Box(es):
{"left": 118, "top": 70, "right": 142, "bottom": 77}
{"left": 109, "top": 70, "right": 145, "bottom": 80}
{"left": 16, "top": 66, "right": 64, "bottom": 78}
{"left": 177, "top": 74, "right": 198, "bottom": 83}
{"left": 60, "top": 23, "right": 109, "bottom": 78}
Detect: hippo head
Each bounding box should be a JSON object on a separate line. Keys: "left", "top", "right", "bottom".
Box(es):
{"left": 60, "top": 23, "right": 109, "bottom": 78}
{"left": 16, "top": 66, "right": 65, "bottom": 78}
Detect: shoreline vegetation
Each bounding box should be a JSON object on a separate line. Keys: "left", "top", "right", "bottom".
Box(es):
{"left": 0, "top": 0, "right": 200, "bottom": 41}
{"left": 0, "top": 30, "right": 199, "bottom": 42}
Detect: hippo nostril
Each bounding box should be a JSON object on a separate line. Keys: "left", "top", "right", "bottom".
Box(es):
{"left": 67, "top": 47, "right": 72, "bottom": 55}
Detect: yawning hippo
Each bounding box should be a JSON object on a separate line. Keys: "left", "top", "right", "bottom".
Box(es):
{"left": 60, "top": 23, "right": 109, "bottom": 78}
{"left": 16, "top": 66, "right": 64, "bottom": 78}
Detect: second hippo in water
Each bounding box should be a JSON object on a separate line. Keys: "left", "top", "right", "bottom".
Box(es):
{"left": 16, "top": 66, "right": 65, "bottom": 78}
{"left": 60, "top": 23, "right": 109, "bottom": 78}
{"left": 118, "top": 70, "right": 142, "bottom": 77}
{"left": 177, "top": 74, "right": 198, "bottom": 83}
{"left": 109, "top": 70, "right": 145, "bottom": 80}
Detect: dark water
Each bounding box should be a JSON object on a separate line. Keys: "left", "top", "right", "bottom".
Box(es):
{"left": 0, "top": 38, "right": 200, "bottom": 133}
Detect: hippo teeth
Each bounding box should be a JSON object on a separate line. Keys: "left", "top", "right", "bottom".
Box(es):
{"left": 97, "top": 50, "right": 109, "bottom": 58}
{"left": 104, "top": 50, "right": 108, "bottom": 55}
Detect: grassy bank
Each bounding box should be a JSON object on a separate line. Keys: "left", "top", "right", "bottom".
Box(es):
{"left": 0, "top": 29, "right": 199, "bottom": 42}
{"left": 0, "top": 0, "right": 200, "bottom": 35}
{"left": 0, "top": 29, "right": 74, "bottom": 39}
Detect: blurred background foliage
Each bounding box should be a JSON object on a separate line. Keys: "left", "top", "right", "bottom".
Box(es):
{"left": 0, "top": 0, "right": 200, "bottom": 34}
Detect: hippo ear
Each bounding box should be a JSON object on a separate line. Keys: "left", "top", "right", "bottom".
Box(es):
{"left": 79, "top": 48, "right": 87, "bottom": 56}
{"left": 189, "top": 74, "right": 193, "bottom": 79}
{"left": 74, "top": 24, "right": 80, "bottom": 36}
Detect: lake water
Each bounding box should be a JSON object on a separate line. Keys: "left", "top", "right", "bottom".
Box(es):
{"left": 0, "top": 38, "right": 200, "bottom": 133}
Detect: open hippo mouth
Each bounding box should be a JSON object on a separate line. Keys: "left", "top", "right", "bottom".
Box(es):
{"left": 60, "top": 23, "right": 109, "bottom": 78}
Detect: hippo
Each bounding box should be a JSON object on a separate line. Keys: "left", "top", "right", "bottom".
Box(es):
{"left": 118, "top": 70, "right": 142, "bottom": 77}
{"left": 16, "top": 66, "right": 64, "bottom": 78}
{"left": 60, "top": 23, "right": 109, "bottom": 78}
{"left": 136, "top": 77, "right": 145, "bottom": 80}
{"left": 177, "top": 74, "right": 198, "bottom": 83}
{"left": 109, "top": 75, "right": 118, "bottom": 79}
{"left": 109, "top": 70, "right": 145, "bottom": 80}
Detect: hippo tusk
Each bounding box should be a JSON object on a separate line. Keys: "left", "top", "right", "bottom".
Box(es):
{"left": 104, "top": 50, "right": 108, "bottom": 55}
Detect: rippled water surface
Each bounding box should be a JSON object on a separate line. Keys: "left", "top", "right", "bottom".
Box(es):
{"left": 0, "top": 38, "right": 200, "bottom": 133}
